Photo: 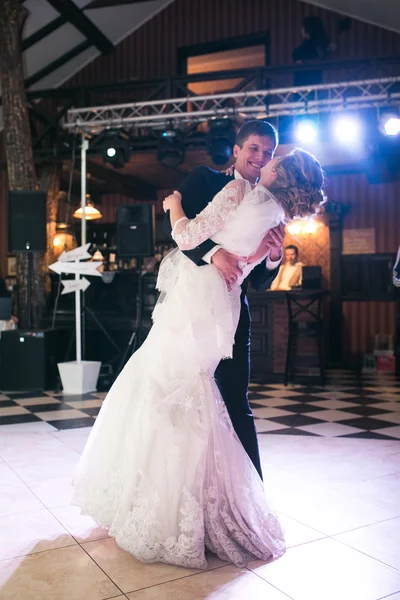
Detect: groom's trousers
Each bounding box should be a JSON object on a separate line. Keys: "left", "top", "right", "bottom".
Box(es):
{"left": 214, "top": 292, "right": 263, "bottom": 480}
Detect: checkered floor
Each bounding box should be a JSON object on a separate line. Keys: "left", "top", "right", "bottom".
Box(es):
{"left": 250, "top": 372, "right": 400, "bottom": 440}
{"left": 1, "top": 371, "right": 400, "bottom": 439}
{"left": 0, "top": 391, "right": 106, "bottom": 430}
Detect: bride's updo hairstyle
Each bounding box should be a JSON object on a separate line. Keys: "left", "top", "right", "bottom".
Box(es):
{"left": 270, "top": 149, "right": 327, "bottom": 220}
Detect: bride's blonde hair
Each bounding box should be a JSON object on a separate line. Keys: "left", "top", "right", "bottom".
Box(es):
{"left": 269, "top": 149, "right": 327, "bottom": 220}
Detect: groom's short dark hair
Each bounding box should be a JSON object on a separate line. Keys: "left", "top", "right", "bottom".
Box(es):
{"left": 236, "top": 120, "right": 278, "bottom": 148}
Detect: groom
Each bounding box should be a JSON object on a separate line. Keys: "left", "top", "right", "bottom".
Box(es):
{"left": 164, "top": 120, "right": 284, "bottom": 479}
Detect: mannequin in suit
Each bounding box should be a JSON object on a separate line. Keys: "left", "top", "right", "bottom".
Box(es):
{"left": 164, "top": 120, "right": 285, "bottom": 479}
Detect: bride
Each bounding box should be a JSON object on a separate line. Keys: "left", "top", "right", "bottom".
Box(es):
{"left": 72, "top": 148, "right": 326, "bottom": 569}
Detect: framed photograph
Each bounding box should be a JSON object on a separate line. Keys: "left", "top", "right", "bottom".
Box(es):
{"left": 7, "top": 256, "right": 16, "bottom": 277}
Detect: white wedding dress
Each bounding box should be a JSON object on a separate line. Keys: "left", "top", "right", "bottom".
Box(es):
{"left": 72, "top": 179, "right": 286, "bottom": 569}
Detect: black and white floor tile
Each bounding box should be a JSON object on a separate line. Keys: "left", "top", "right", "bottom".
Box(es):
{"left": 250, "top": 372, "right": 400, "bottom": 440}
{"left": 0, "top": 391, "right": 106, "bottom": 430}
{"left": 1, "top": 372, "right": 399, "bottom": 439}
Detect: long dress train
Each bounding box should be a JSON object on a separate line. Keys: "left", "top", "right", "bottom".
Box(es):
{"left": 72, "top": 180, "right": 286, "bottom": 569}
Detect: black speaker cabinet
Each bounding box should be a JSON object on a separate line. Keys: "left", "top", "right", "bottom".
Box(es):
{"left": 0, "top": 329, "right": 62, "bottom": 391}
{"left": 117, "top": 204, "right": 155, "bottom": 258}
{"left": 8, "top": 190, "right": 47, "bottom": 253}
{"left": 302, "top": 266, "right": 322, "bottom": 290}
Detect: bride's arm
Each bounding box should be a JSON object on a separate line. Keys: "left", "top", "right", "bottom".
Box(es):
{"left": 163, "top": 191, "right": 186, "bottom": 229}
{"left": 247, "top": 239, "right": 272, "bottom": 265}
{"left": 247, "top": 220, "right": 286, "bottom": 266}
{"left": 163, "top": 180, "right": 248, "bottom": 251}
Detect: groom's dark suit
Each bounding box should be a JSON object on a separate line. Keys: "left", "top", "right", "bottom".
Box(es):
{"left": 164, "top": 166, "right": 279, "bottom": 479}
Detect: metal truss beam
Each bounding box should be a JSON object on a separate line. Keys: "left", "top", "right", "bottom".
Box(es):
{"left": 64, "top": 77, "right": 400, "bottom": 133}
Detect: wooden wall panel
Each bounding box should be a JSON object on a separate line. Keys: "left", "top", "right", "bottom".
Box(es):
{"left": 66, "top": 0, "right": 400, "bottom": 86}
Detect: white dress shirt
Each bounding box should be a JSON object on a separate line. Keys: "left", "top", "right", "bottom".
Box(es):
{"left": 202, "top": 170, "right": 282, "bottom": 270}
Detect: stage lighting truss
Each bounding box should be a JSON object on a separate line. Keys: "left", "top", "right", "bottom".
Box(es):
{"left": 64, "top": 76, "right": 400, "bottom": 135}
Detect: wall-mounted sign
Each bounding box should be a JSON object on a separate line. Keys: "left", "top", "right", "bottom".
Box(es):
{"left": 342, "top": 229, "right": 375, "bottom": 255}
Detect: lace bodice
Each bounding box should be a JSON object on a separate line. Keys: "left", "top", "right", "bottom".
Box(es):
{"left": 172, "top": 179, "right": 284, "bottom": 258}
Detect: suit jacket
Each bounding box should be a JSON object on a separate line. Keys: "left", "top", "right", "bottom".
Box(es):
{"left": 163, "top": 166, "right": 280, "bottom": 344}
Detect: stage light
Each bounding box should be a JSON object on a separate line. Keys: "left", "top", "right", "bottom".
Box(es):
{"left": 157, "top": 129, "right": 185, "bottom": 168}
{"left": 333, "top": 116, "right": 362, "bottom": 144}
{"left": 384, "top": 117, "right": 400, "bottom": 137}
{"left": 99, "top": 129, "right": 131, "bottom": 169}
{"left": 206, "top": 118, "right": 236, "bottom": 165}
{"left": 295, "top": 121, "right": 318, "bottom": 144}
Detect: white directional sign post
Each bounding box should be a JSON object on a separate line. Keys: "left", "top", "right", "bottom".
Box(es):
{"left": 49, "top": 238, "right": 102, "bottom": 394}
{"left": 50, "top": 259, "right": 103, "bottom": 278}
{"left": 61, "top": 277, "right": 91, "bottom": 295}
{"left": 49, "top": 247, "right": 102, "bottom": 363}
{"left": 59, "top": 243, "right": 92, "bottom": 262}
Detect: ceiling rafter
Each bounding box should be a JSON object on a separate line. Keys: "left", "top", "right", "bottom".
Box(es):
{"left": 46, "top": 0, "right": 114, "bottom": 55}
{"left": 22, "top": 15, "right": 66, "bottom": 51}
{"left": 25, "top": 40, "right": 92, "bottom": 88}
{"left": 85, "top": 0, "right": 151, "bottom": 7}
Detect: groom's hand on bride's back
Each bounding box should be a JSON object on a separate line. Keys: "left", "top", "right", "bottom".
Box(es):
{"left": 211, "top": 248, "right": 244, "bottom": 291}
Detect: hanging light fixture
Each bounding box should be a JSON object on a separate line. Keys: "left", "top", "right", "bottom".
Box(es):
{"left": 56, "top": 191, "right": 72, "bottom": 230}
{"left": 73, "top": 195, "right": 102, "bottom": 220}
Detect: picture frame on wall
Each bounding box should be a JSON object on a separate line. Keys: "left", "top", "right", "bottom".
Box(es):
{"left": 7, "top": 256, "right": 16, "bottom": 277}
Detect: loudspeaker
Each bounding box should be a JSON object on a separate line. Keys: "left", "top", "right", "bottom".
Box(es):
{"left": 0, "top": 329, "right": 62, "bottom": 391}
{"left": 117, "top": 204, "right": 155, "bottom": 258}
{"left": 302, "top": 266, "right": 322, "bottom": 290}
{"left": 8, "top": 190, "right": 47, "bottom": 253}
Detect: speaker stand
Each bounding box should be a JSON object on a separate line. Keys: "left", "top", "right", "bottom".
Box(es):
{"left": 115, "top": 258, "right": 144, "bottom": 378}
{"left": 84, "top": 305, "right": 122, "bottom": 356}
{"left": 27, "top": 252, "right": 33, "bottom": 330}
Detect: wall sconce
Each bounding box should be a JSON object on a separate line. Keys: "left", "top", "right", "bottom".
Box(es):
{"left": 302, "top": 221, "right": 318, "bottom": 234}
{"left": 53, "top": 232, "right": 73, "bottom": 254}
{"left": 53, "top": 234, "right": 64, "bottom": 248}
{"left": 287, "top": 219, "right": 319, "bottom": 235}
{"left": 287, "top": 221, "right": 302, "bottom": 235}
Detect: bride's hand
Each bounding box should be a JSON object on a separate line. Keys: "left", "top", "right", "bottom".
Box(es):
{"left": 220, "top": 163, "right": 235, "bottom": 177}
{"left": 163, "top": 191, "right": 182, "bottom": 213}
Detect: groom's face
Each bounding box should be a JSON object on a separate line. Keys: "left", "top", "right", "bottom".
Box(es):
{"left": 233, "top": 134, "right": 276, "bottom": 183}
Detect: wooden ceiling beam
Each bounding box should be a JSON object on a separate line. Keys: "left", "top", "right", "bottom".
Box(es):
{"left": 25, "top": 40, "right": 91, "bottom": 87}
{"left": 85, "top": 0, "right": 151, "bottom": 8}
{"left": 46, "top": 0, "right": 114, "bottom": 55}
{"left": 22, "top": 15, "right": 66, "bottom": 51}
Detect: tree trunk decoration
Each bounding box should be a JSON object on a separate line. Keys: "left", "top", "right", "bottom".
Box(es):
{"left": 0, "top": 0, "right": 46, "bottom": 328}
{"left": 40, "top": 163, "right": 61, "bottom": 276}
